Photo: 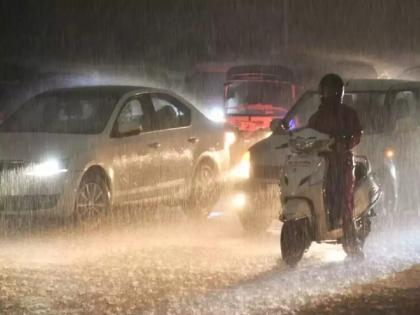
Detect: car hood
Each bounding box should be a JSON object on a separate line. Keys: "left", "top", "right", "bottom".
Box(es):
{"left": 355, "top": 133, "right": 393, "bottom": 171}
{"left": 250, "top": 132, "right": 289, "bottom": 167}
{"left": 0, "top": 132, "right": 99, "bottom": 162}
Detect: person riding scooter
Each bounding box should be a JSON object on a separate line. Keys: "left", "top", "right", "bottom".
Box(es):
{"left": 308, "top": 74, "right": 363, "bottom": 256}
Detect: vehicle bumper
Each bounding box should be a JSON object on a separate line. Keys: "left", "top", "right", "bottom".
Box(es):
{"left": 224, "top": 175, "right": 281, "bottom": 215}
{"left": 229, "top": 131, "right": 272, "bottom": 167}
{"left": 0, "top": 171, "right": 83, "bottom": 218}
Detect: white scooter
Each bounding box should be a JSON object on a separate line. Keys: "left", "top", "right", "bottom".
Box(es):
{"left": 279, "top": 128, "right": 381, "bottom": 266}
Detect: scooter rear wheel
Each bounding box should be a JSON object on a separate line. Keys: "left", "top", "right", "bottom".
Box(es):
{"left": 281, "top": 219, "right": 310, "bottom": 267}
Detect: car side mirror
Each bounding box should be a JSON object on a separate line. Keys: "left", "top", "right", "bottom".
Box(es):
{"left": 117, "top": 118, "right": 142, "bottom": 136}
{"left": 270, "top": 118, "right": 288, "bottom": 133}
{"left": 224, "top": 84, "right": 234, "bottom": 99}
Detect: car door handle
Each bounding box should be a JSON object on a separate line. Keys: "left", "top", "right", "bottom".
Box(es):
{"left": 188, "top": 137, "right": 199, "bottom": 144}
{"left": 148, "top": 142, "right": 161, "bottom": 149}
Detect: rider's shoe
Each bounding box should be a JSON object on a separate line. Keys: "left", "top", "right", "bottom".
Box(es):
{"left": 345, "top": 239, "right": 365, "bottom": 260}
{"left": 349, "top": 248, "right": 365, "bottom": 260}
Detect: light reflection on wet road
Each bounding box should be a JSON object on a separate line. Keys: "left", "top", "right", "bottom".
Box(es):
{"left": 0, "top": 205, "right": 419, "bottom": 315}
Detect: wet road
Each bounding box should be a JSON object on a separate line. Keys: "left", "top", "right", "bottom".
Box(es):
{"left": 298, "top": 265, "right": 420, "bottom": 315}
{"left": 1, "top": 205, "right": 420, "bottom": 315}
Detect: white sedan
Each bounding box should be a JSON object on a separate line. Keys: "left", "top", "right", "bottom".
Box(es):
{"left": 0, "top": 86, "right": 230, "bottom": 222}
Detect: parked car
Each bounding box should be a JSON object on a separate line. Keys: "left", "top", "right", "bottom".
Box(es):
{"left": 0, "top": 86, "right": 230, "bottom": 222}
{"left": 238, "top": 79, "right": 419, "bottom": 232}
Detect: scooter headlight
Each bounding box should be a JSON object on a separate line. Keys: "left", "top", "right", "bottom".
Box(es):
{"left": 290, "top": 137, "right": 330, "bottom": 153}
{"left": 290, "top": 137, "right": 316, "bottom": 152}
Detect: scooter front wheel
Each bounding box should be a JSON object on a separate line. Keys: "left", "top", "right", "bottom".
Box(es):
{"left": 342, "top": 216, "right": 371, "bottom": 257}
{"left": 280, "top": 219, "right": 311, "bottom": 267}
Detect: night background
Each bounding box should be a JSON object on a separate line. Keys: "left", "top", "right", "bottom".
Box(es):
{"left": 1, "top": 0, "right": 420, "bottom": 71}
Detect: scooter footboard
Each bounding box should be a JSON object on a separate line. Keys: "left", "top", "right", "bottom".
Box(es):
{"left": 280, "top": 198, "right": 313, "bottom": 222}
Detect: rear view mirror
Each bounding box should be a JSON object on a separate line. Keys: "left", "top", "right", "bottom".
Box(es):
{"left": 117, "top": 118, "right": 142, "bottom": 136}
{"left": 270, "top": 118, "right": 288, "bottom": 133}
{"left": 225, "top": 85, "right": 234, "bottom": 99}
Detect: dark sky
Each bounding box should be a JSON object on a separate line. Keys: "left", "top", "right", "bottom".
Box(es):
{"left": 0, "top": 0, "right": 419, "bottom": 68}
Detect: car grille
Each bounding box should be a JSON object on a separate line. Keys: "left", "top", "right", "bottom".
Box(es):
{"left": 0, "top": 160, "right": 28, "bottom": 172}
{"left": 0, "top": 195, "right": 59, "bottom": 212}
{"left": 0, "top": 161, "right": 59, "bottom": 212}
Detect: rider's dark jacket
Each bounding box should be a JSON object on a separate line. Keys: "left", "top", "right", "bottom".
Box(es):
{"left": 308, "top": 102, "right": 362, "bottom": 229}
{"left": 308, "top": 103, "right": 362, "bottom": 152}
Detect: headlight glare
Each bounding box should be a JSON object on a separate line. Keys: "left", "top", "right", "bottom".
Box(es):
{"left": 224, "top": 131, "right": 236, "bottom": 149}
{"left": 26, "top": 159, "right": 68, "bottom": 177}
{"left": 232, "top": 192, "right": 247, "bottom": 209}
{"left": 385, "top": 149, "right": 395, "bottom": 159}
{"left": 231, "top": 151, "right": 250, "bottom": 179}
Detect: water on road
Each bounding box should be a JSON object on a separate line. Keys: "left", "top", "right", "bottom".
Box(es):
{"left": 0, "top": 205, "right": 419, "bottom": 315}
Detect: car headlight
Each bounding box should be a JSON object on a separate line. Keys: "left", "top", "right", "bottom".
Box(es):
{"left": 224, "top": 131, "right": 236, "bottom": 149}
{"left": 231, "top": 192, "right": 247, "bottom": 209}
{"left": 208, "top": 107, "right": 226, "bottom": 122}
{"left": 26, "top": 159, "right": 68, "bottom": 177}
{"left": 231, "top": 151, "right": 250, "bottom": 179}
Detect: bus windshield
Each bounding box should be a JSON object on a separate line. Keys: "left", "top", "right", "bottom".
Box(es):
{"left": 225, "top": 81, "right": 291, "bottom": 116}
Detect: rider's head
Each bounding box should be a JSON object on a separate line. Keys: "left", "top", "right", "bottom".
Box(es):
{"left": 319, "top": 73, "right": 344, "bottom": 106}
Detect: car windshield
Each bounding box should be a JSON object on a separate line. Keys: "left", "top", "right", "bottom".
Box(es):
{"left": 285, "top": 91, "right": 389, "bottom": 134}
{"left": 225, "top": 81, "right": 290, "bottom": 116}
{"left": 0, "top": 89, "right": 118, "bottom": 134}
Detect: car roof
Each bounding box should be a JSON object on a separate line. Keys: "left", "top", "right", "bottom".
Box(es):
{"left": 345, "top": 79, "right": 413, "bottom": 92}
{"left": 307, "top": 79, "right": 415, "bottom": 93}
{"left": 39, "top": 85, "right": 166, "bottom": 97}
{"left": 399, "top": 65, "right": 420, "bottom": 79}
{"left": 385, "top": 81, "right": 420, "bottom": 90}
{"left": 226, "top": 64, "right": 295, "bottom": 82}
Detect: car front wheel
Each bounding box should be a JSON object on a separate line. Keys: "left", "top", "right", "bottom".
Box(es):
{"left": 73, "top": 172, "right": 111, "bottom": 227}
{"left": 185, "top": 162, "right": 219, "bottom": 219}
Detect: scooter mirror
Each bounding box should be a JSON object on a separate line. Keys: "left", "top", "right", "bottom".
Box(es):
{"left": 270, "top": 118, "right": 289, "bottom": 133}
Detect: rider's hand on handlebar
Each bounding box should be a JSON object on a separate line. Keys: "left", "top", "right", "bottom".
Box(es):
{"left": 335, "top": 141, "right": 348, "bottom": 153}
{"left": 331, "top": 135, "right": 350, "bottom": 153}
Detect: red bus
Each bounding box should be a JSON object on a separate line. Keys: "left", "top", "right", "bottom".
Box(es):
{"left": 224, "top": 65, "right": 299, "bottom": 132}
{"left": 224, "top": 65, "right": 300, "bottom": 166}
